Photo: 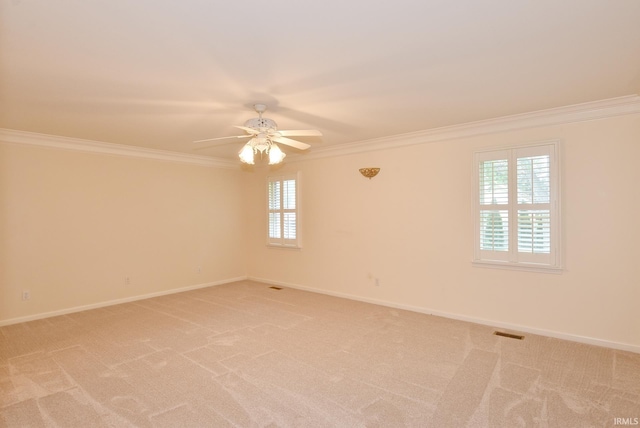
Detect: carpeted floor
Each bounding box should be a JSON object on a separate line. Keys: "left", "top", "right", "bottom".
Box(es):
{"left": 1, "top": 280, "right": 639, "bottom": 427}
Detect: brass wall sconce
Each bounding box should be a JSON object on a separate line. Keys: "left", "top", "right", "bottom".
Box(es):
{"left": 359, "top": 168, "right": 380, "bottom": 179}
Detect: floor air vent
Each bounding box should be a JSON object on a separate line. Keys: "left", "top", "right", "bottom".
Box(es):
{"left": 269, "top": 286, "right": 283, "bottom": 290}
{"left": 494, "top": 331, "right": 524, "bottom": 340}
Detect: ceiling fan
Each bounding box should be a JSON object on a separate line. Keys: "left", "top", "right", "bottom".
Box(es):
{"left": 194, "top": 104, "right": 322, "bottom": 165}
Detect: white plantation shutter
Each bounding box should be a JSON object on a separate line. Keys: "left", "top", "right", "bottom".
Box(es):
{"left": 517, "top": 210, "right": 550, "bottom": 253}
{"left": 478, "top": 155, "right": 509, "bottom": 261}
{"left": 474, "top": 143, "right": 560, "bottom": 271}
{"left": 267, "top": 173, "right": 300, "bottom": 247}
{"left": 268, "top": 180, "right": 281, "bottom": 240}
{"left": 515, "top": 148, "right": 552, "bottom": 264}
{"left": 282, "top": 179, "right": 296, "bottom": 240}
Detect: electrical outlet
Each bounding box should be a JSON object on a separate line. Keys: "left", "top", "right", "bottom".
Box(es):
{"left": 22, "top": 290, "right": 31, "bottom": 301}
{"left": 124, "top": 276, "right": 130, "bottom": 285}
{"left": 197, "top": 266, "right": 202, "bottom": 274}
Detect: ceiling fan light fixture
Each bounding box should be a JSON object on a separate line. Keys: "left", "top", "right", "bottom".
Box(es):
{"left": 268, "top": 143, "right": 286, "bottom": 165}
{"left": 194, "top": 104, "right": 320, "bottom": 165}
{"left": 254, "top": 134, "right": 270, "bottom": 153}
{"left": 238, "top": 143, "right": 255, "bottom": 164}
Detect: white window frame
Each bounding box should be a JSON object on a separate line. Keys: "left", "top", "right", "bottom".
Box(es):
{"left": 267, "top": 172, "right": 301, "bottom": 248}
{"left": 473, "top": 141, "right": 561, "bottom": 273}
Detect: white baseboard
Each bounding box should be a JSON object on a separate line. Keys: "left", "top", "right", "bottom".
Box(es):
{"left": 248, "top": 276, "right": 640, "bottom": 355}
{"left": 0, "top": 276, "right": 248, "bottom": 327}
{"left": 5, "top": 275, "right": 638, "bottom": 354}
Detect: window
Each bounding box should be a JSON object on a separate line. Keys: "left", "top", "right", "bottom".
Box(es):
{"left": 473, "top": 142, "right": 560, "bottom": 272}
{"left": 267, "top": 173, "right": 300, "bottom": 248}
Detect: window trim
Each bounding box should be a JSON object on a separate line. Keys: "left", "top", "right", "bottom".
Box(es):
{"left": 472, "top": 141, "right": 562, "bottom": 273}
{"left": 266, "top": 172, "right": 301, "bottom": 249}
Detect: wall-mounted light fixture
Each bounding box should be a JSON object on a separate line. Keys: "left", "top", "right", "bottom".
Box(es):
{"left": 359, "top": 168, "right": 380, "bottom": 179}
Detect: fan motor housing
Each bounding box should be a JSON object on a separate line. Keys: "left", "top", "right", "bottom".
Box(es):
{"left": 244, "top": 117, "right": 277, "bottom": 132}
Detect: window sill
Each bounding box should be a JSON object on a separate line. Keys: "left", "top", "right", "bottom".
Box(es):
{"left": 472, "top": 260, "right": 562, "bottom": 274}
{"left": 267, "top": 243, "right": 302, "bottom": 250}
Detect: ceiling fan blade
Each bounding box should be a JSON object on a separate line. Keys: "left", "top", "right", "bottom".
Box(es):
{"left": 234, "top": 125, "right": 259, "bottom": 135}
{"left": 192, "top": 135, "right": 250, "bottom": 144}
{"left": 272, "top": 136, "right": 311, "bottom": 150}
{"left": 278, "top": 129, "right": 322, "bottom": 137}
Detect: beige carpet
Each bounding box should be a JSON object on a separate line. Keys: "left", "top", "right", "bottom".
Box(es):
{"left": 1, "top": 280, "right": 638, "bottom": 427}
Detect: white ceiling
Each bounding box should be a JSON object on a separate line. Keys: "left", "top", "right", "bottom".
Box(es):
{"left": 2, "top": 0, "right": 640, "bottom": 161}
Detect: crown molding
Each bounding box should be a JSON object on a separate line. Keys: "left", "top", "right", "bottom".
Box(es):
{"left": 2, "top": 95, "right": 639, "bottom": 166}
{"left": 291, "top": 94, "right": 640, "bottom": 162}
{"left": 0, "top": 128, "right": 239, "bottom": 169}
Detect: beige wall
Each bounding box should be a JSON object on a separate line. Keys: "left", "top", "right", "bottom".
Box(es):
{"left": 0, "top": 143, "right": 247, "bottom": 323}
{"left": 245, "top": 113, "right": 640, "bottom": 350}
{"left": 2, "top": 112, "right": 639, "bottom": 350}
